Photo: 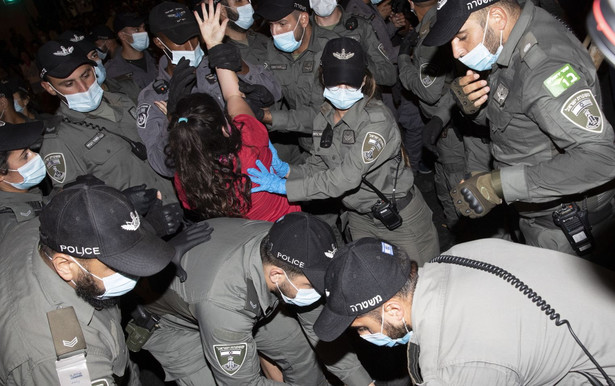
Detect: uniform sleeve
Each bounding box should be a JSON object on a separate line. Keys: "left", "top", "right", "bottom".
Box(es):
{"left": 500, "top": 62, "right": 615, "bottom": 202}
{"left": 40, "top": 134, "right": 88, "bottom": 187}
{"left": 421, "top": 363, "right": 521, "bottom": 386}
{"left": 360, "top": 23, "right": 396, "bottom": 87}
{"left": 296, "top": 305, "right": 373, "bottom": 386}
{"left": 194, "top": 301, "right": 287, "bottom": 385}
{"left": 239, "top": 61, "right": 283, "bottom": 102}
{"left": 398, "top": 44, "right": 451, "bottom": 106}
{"left": 287, "top": 112, "right": 399, "bottom": 202}
{"left": 269, "top": 104, "right": 319, "bottom": 135}
{"left": 136, "top": 92, "right": 175, "bottom": 178}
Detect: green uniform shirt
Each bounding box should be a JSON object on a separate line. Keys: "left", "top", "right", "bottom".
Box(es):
{"left": 40, "top": 91, "right": 177, "bottom": 204}
{"left": 0, "top": 219, "right": 138, "bottom": 385}
{"left": 288, "top": 97, "right": 413, "bottom": 213}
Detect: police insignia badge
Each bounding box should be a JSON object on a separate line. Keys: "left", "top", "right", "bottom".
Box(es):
{"left": 494, "top": 83, "right": 509, "bottom": 105}
{"left": 342, "top": 130, "right": 356, "bottom": 144}
{"left": 213, "top": 343, "right": 247, "bottom": 376}
{"left": 362, "top": 132, "right": 386, "bottom": 163}
{"left": 419, "top": 63, "right": 437, "bottom": 88}
{"left": 44, "top": 153, "right": 67, "bottom": 184}
{"left": 136, "top": 104, "right": 150, "bottom": 129}
{"left": 302, "top": 61, "right": 314, "bottom": 73}
{"left": 561, "top": 89, "right": 603, "bottom": 133}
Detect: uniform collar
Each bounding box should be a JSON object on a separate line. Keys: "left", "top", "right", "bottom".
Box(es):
{"left": 31, "top": 240, "right": 96, "bottom": 325}
{"left": 322, "top": 95, "right": 369, "bottom": 127}
{"left": 247, "top": 241, "right": 280, "bottom": 316}
{"left": 496, "top": 1, "right": 534, "bottom": 67}
{"left": 59, "top": 92, "right": 123, "bottom": 123}
{"left": 0, "top": 188, "right": 42, "bottom": 204}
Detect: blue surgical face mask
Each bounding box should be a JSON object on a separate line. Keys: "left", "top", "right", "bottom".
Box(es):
{"left": 371, "top": 0, "right": 383, "bottom": 4}
{"left": 458, "top": 12, "right": 503, "bottom": 72}
{"left": 323, "top": 86, "right": 364, "bottom": 110}
{"left": 130, "top": 31, "right": 150, "bottom": 52}
{"left": 277, "top": 270, "right": 322, "bottom": 306}
{"left": 94, "top": 59, "right": 106, "bottom": 84}
{"left": 5, "top": 153, "right": 46, "bottom": 190}
{"left": 96, "top": 48, "right": 108, "bottom": 61}
{"left": 14, "top": 99, "right": 24, "bottom": 113}
{"left": 273, "top": 18, "right": 305, "bottom": 53}
{"left": 51, "top": 75, "right": 104, "bottom": 113}
{"left": 159, "top": 39, "right": 205, "bottom": 68}
{"left": 234, "top": 3, "right": 255, "bottom": 30}
{"left": 69, "top": 256, "right": 139, "bottom": 299}
{"left": 360, "top": 305, "right": 413, "bottom": 347}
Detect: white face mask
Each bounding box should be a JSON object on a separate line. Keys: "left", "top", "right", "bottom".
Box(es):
{"left": 360, "top": 305, "right": 413, "bottom": 347}
{"left": 276, "top": 270, "right": 321, "bottom": 306}
{"left": 5, "top": 154, "right": 46, "bottom": 190}
{"left": 233, "top": 3, "right": 255, "bottom": 30}
{"left": 273, "top": 18, "right": 305, "bottom": 53}
{"left": 158, "top": 39, "right": 205, "bottom": 68}
{"left": 310, "top": 0, "right": 337, "bottom": 17}
{"left": 129, "top": 31, "right": 150, "bottom": 51}
{"left": 68, "top": 256, "right": 139, "bottom": 299}
{"left": 94, "top": 59, "right": 107, "bottom": 84}
{"left": 51, "top": 76, "right": 104, "bottom": 113}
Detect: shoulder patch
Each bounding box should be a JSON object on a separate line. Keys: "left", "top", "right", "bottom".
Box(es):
{"left": 560, "top": 89, "right": 603, "bottom": 133}
{"left": 44, "top": 153, "right": 67, "bottom": 183}
{"left": 136, "top": 104, "right": 150, "bottom": 129}
{"left": 543, "top": 64, "right": 580, "bottom": 97}
{"left": 362, "top": 132, "right": 386, "bottom": 163}
{"left": 213, "top": 343, "right": 247, "bottom": 376}
{"left": 342, "top": 130, "right": 356, "bottom": 144}
{"left": 419, "top": 63, "right": 437, "bottom": 88}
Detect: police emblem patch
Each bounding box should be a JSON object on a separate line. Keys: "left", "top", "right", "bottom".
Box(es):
{"left": 362, "top": 132, "right": 386, "bottom": 163}
{"left": 44, "top": 153, "right": 67, "bottom": 184}
{"left": 419, "top": 63, "right": 437, "bottom": 88}
{"left": 136, "top": 104, "right": 150, "bottom": 129}
{"left": 494, "top": 83, "right": 509, "bottom": 105}
{"left": 342, "top": 130, "right": 355, "bottom": 144}
{"left": 560, "top": 89, "right": 603, "bottom": 133}
{"left": 213, "top": 343, "right": 247, "bottom": 376}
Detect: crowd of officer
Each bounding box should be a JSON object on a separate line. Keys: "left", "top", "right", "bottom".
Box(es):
{"left": 0, "top": 0, "right": 614, "bottom": 384}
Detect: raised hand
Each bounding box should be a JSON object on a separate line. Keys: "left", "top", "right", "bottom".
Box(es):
{"left": 194, "top": 0, "right": 229, "bottom": 49}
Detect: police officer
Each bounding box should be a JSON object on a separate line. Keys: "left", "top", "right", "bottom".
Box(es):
{"left": 59, "top": 30, "right": 141, "bottom": 104}
{"left": 424, "top": 0, "right": 615, "bottom": 257}
{"left": 310, "top": 0, "right": 397, "bottom": 87}
{"left": 36, "top": 40, "right": 178, "bottom": 208}
{"left": 0, "top": 80, "right": 27, "bottom": 125}
{"left": 88, "top": 24, "right": 119, "bottom": 62}
{"left": 105, "top": 12, "right": 158, "bottom": 90}
{"left": 249, "top": 37, "right": 439, "bottom": 265}
{"left": 0, "top": 184, "right": 177, "bottom": 385}
{"left": 0, "top": 121, "right": 47, "bottom": 243}
{"left": 216, "top": 0, "right": 269, "bottom": 63}
{"left": 257, "top": 0, "right": 340, "bottom": 156}
{"left": 315, "top": 237, "right": 615, "bottom": 385}
{"left": 137, "top": 1, "right": 280, "bottom": 176}
{"left": 141, "top": 212, "right": 374, "bottom": 385}
{"left": 398, "top": 0, "right": 467, "bottom": 229}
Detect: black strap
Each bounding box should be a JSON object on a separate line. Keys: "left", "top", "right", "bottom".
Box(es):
{"left": 361, "top": 152, "right": 402, "bottom": 205}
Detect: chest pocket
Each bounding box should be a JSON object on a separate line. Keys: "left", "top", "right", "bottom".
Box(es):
{"left": 84, "top": 130, "right": 126, "bottom": 166}
{"left": 486, "top": 70, "right": 521, "bottom": 135}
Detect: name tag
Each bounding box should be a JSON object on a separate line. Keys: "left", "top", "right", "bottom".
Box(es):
{"left": 56, "top": 353, "right": 92, "bottom": 386}
{"left": 85, "top": 132, "right": 105, "bottom": 149}
{"left": 270, "top": 64, "right": 287, "bottom": 71}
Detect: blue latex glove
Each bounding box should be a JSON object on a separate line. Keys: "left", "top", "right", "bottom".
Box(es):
{"left": 268, "top": 141, "right": 290, "bottom": 178}
{"left": 248, "top": 160, "right": 287, "bottom": 194}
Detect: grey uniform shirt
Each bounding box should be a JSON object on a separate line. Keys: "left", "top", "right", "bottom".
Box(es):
{"left": 0, "top": 219, "right": 138, "bottom": 386}
{"left": 40, "top": 91, "right": 177, "bottom": 204}
{"left": 411, "top": 238, "right": 615, "bottom": 385}
{"left": 265, "top": 24, "right": 339, "bottom": 138}
{"left": 398, "top": 6, "right": 455, "bottom": 124}
{"left": 136, "top": 54, "right": 281, "bottom": 177}
{"left": 287, "top": 97, "right": 413, "bottom": 213}
{"left": 0, "top": 189, "right": 43, "bottom": 244}
{"left": 344, "top": 0, "right": 398, "bottom": 61}
{"left": 314, "top": 7, "right": 396, "bottom": 86}
{"left": 146, "top": 218, "right": 371, "bottom": 385}
{"left": 481, "top": 2, "right": 615, "bottom": 207}
{"left": 104, "top": 47, "right": 158, "bottom": 90}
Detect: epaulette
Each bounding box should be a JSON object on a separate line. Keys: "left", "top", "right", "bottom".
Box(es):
{"left": 364, "top": 102, "right": 386, "bottom": 122}
{"left": 43, "top": 115, "right": 63, "bottom": 137}
{"left": 518, "top": 32, "right": 547, "bottom": 70}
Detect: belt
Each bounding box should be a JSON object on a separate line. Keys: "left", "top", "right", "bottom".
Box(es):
{"left": 530, "top": 201, "right": 613, "bottom": 229}
{"left": 394, "top": 189, "right": 414, "bottom": 212}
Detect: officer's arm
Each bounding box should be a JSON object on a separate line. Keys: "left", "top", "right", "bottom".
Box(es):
{"left": 296, "top": 304, "right": 373, "bottom": 386}
{"left": 287, "top": 115, "right": 399, "bottom": 202}
{"left": 238, "top": 61, "right": 283, "bottom": 102}
{"left": 399, "top": 44, "right": 450, "bottom": 105}
{"left": 135, "top": 94, "right": 175, "bottom": 178}
{"left": 40, "top": 135, "right": 87, "bottom": 188}
{"left": 360, "top": 23, "right": 396, "bottom": 86}
{"left": 194, "top": 301, "right": 288, "bottom": 385}
{"left": 269, "top": 103, "right": 319, "bottom": 135}
{"left": 500, "top": 63, "right": 615, "bottom": 203}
